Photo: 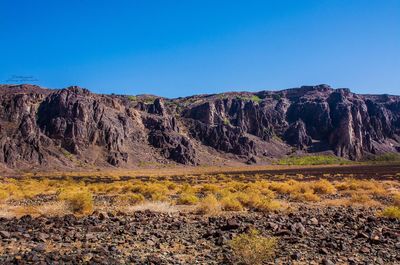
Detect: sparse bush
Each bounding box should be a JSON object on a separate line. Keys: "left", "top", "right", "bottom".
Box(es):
{"left": 179, "top": 183, "right": 196, "bottom": 194}
{"left": 251, "top": 95, "right": 262, "bottom": 103}
{"left": 393, "top": 192, "right": 400, "bottom": 207}
{"left": 236, "top": 192, "right": 261, "bottom": 209}
{"left": 221, "top": 196, "right": 243, "bottom": 211}
{"left": 253, "top": 199, "right": 282, "bottom": 212}
{"left": 117, "top": 193, "right": 145, "bottom": 205}
{"left": 58, "top": 189, "right": 94, "bottom": 214}
{"left": 200, "top": 184, "right": 219, "bottom": 194}
{"left": 223, "top": 118, "right": 230, "bottom": 126}
{"left": 268, "top": 181, "right": 295, "bottom": 195}
{"left": 236, "top": 192, "right": 281, "bottom": 212}
{"left": 381, "top": 206, "right": 400, "bottom": 219}
{"left": 336, "top": 179, "right": 385, "bottom": 195}
{"left": 132, "top": 183, "right": 169, "bottom": 201}
{"left": 196, "top": 194, "right": 220, "bottom": 215}
{"left": 229, "top": 229, "right": 277, "bottom": 265}
{"left": 349, "top": 193, "right": 372, "bottom": 204}
{"left": 291, "top": 191, "right": 320, "bottom": 202}
{"left": 0, "top": 189, "right": 9, "bottom": 202}
{"left": 127, "top": 95, "right": 137, "bottom": 101}
{"left": 177, "top": 192, "right": 199, "bottom": 205}
{"left": 311, "top": 179, "right": 336, "bottom": 195}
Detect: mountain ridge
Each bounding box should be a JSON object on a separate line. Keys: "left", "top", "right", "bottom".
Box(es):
{"left": 1, "top": 84, "right": 399, "bottom": 171}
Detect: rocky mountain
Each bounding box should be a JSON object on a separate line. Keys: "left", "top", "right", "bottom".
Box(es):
{"left": 0, "top": 84, "right": 399, "bottom": 170}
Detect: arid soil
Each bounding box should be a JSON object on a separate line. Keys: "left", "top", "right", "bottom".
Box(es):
{"left": 0, "top": 165, "right": 399, "bottom": 264}
{"left": 0, "top": 207, "right": 399, "bottom": 264}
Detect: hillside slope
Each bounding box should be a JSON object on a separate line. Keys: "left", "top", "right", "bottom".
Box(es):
{"left": 0, "top": 84, "right": 399, "bottom": 171}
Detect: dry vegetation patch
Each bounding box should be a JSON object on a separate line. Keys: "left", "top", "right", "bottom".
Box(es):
{"left": 381, "top": 206, "right": 400, "bottom": 219}
{"left": 0, "top": 174, "right": 398, "bottom": 218}
{"left": 229, "top": 229, "right": 277, "bottom": 265}
{"left": 58, "top": 189, "right": 94, "bottom": 214}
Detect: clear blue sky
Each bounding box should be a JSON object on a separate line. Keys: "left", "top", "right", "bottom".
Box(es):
{"left": 1, "top": 0, "right": 399, "bottom": 98}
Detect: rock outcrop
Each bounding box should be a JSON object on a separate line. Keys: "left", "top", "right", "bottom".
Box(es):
{"left": 0, "top": 84, "right": 399, "bottom": 169}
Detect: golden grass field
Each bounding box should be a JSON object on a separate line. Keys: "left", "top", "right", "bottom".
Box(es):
{"left": 1, "top": 164, "right": 400, "bottom": 219}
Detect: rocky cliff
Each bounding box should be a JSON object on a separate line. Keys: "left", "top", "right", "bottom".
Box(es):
{"left": 0, "top": 84, "right": 399, "bottom": 170}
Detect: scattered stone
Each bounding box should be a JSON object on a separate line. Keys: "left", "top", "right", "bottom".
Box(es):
{"left": 0, "top": 207, "right": 398, "bottom": 264}
{"left": 322, "top": 258, "right": 335, "bottom": 265}
{"left": 291, "top": 252, "right": 301, "bottom": 260}
{"left": 310, "top": 217, "right": 319, "bottom": 225}
{"left": 319, "top": 248, "right": 329, "bottom": 255}
{"left": 0, "top": 231, "right": 10, "bottom": 238}
{"left": 221, "top": 219, "right": 240, "bottom": 231}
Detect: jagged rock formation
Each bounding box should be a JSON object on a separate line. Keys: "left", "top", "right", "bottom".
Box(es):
{"left": 0, "top": 84, "right": 399, "bottom": 170}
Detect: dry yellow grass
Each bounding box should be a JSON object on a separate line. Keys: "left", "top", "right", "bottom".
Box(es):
{"left": 291, "top": 191, "right": 321, "bottom": 202}
{"left": 220, "top": 196, "right": 243, "bottom": 211}
{"left": 116, "top": 193, "right": 145, "bottom": 205}
{"left": 200, "top": 183, "right": 220, "bottom": 194}
{"left": 0, "top": 174, "right": 397, "bottom": 218}
{"left": 230, "top": 229, "right": 277, "bottom": 265}
{"left": 176, "top": 192, "right": 199, "bottom": 205}
{"left": 392, "top": 192, "right": 400, "bottom": 207}
{"left": 58, "top": 189, "right": 93, "bottom": 214}
{"left": 381, "top": 206, "right": 400, "bottom": 219}
{"left": 311, "top": 179, "right": 336, "bottom": 194}
{"left": 335, "top": 179, "right": 386, "bottom": 195}
{"left": 349, "top": 193, "right": 371, "bottom": 204}
{"left": 0, "top": 189, "right": 8, "bottom": 202}
{"left": 196, "top": 194, "right": 220, "bottom": 215}
{"left": 128, "top": 202, "right": 178, "bottom": 213}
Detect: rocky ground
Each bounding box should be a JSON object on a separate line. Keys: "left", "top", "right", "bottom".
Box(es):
{"left": 0, "top": 207, "right": 399, "bottom": 264}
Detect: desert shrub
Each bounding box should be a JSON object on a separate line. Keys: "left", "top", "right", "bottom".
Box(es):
{"left": 349, "top": 193, "right": 372, "bottom": 204}
{"left": 336, "top": 179, "right": 385, "bottom": 195}
{"left": 58, "top": 189, "right": 94, "bottom": 214}
{"left": 236, "top": 192, "right": 281, "bottom": 212}
{"left": 268, "top": 181, "right": 295, "bottom": 195}
{"left": 236, "top": 192, "right": 261, "bottom": 209}
{"left": 311, "top": 179, "right": 336, "bottom": 194}
{"left": 229, "top": 229, "right": 277, "bottom": 265}
{"left": 162, "top": 181, "right": 177, "bottom": 191}
{"left": 215, "top": 188, "right": 234, "bottom": 200}
{"left": 269, "top": 180, "right": 316, "bottom": 195}
{"left": 131, "top": 183, "right": 169, "bottom": 201}
{"left": 177, "top": 192, "right": 199, "bottom": 205}
{"left": 291, "top": 191, "right": 320, "bottom": 202}
{"left": 0, "top": 189, "right": 8, "bottom": 202}
{"left": 120, "top": 182, "right": 135, "bottom": 193}
{"left": 200, "top": 184, "right": 219, "bottom": 194}
{"left": 220, "top": 196, "right": 243, "bottom": 211}
{"left": 393, "top": 192, "right": 400, "bottom": 207}
{"left": 196, "top": 194, "right": 220, "bottom": 215}
{"left": 381, "top": 206, "right": 400, "bottom": 219}
{"left": 223, "top": 118, "right": 230, "bottom": 126}
{"left": 127, "top": 95, "right": 137, "bottom": 101}
{"left": 251, "top": 95, "right": 262, "bottom": 103}
{"left": 253, "top": 199, "right": 282, "bottom": 212}
{"left": 277, "top": 155, "right": 348, "bottom": 165}
{"left": 225, "top": 181, "right": 247, "bottom": 192}
{"left": 117, "top": 193, "right": 145, "bottom": 205}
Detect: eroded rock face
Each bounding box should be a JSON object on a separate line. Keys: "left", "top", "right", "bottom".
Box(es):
{"left": 183, "top": 85, "right": 400, "bottom": 160}
{"left": 284, "top": 120, "right": 312, "bottom": 150}
{"left": 0, "top": 84, "right": 399, "bottom": 169}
